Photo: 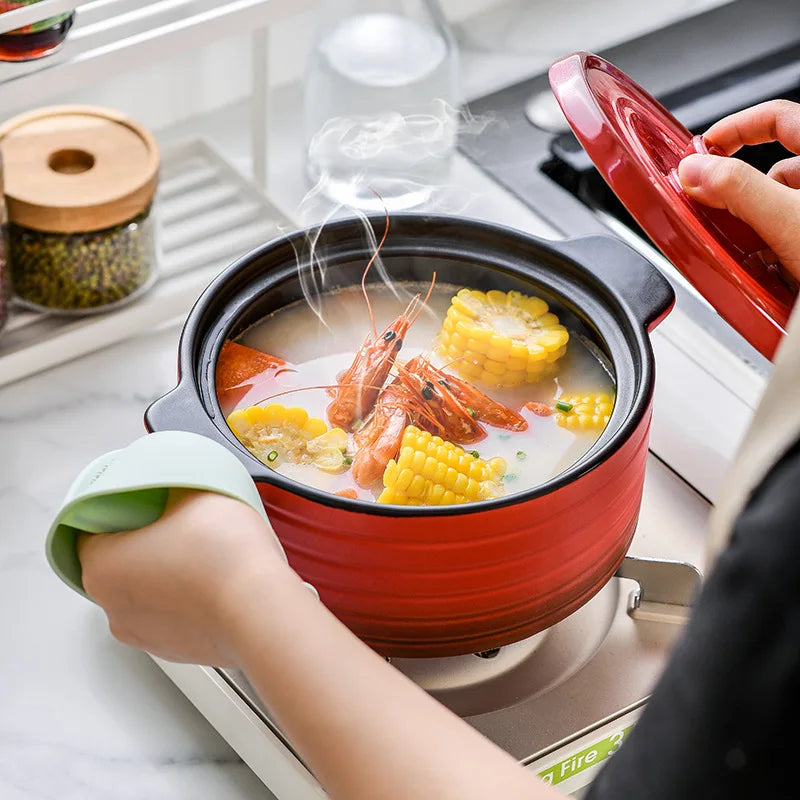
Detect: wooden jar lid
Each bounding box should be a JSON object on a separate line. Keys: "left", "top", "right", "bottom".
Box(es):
{"left": 0, "top": 105, "right": 159, "bottom": 234}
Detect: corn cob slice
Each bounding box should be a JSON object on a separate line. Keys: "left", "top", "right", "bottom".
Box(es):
{"left": 377, "top": 426, "right": 506, "bottom": 506}
{"left": 227, "top": 404, "right": 348, "bottom": 472}
{"left": 554, "top": 394, "right": 614, "bottom": 432}
{"left": 438, "top": 289, "right": 569, "bottom": 387}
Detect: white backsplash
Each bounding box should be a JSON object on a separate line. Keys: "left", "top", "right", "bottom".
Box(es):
{"left": 29, "top": 0, "right": 734, "bottom": 133}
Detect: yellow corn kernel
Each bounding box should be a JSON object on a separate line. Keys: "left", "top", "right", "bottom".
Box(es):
{"left": 438, "top": 289, "right": 569, "bottom": 387}
{"left": 243, "top": 405, "right": 267, "bottom": 425}
{"left": 449, "top": 331, "right": 467, "bottom": 349}
{"left": 457, "top": 361, "right": 483, "bottom": 379}
{"left": 523, "top": 297, "right": 548, "bottom": 318}
{"left": 509, "top": 342, "right": 529, "bottom": 360}
{"left": 378, "top": 426, "right": 506, "bottom": 506}
{"left": 395, "top": 468, "right": 414, "bottom": 492}
{"left": 483, "top": 359, "right": 507, "bottom": 376}
{"left": 555, "top": 394, "right": 615, "bottom": 432}
{"left": 487, "top": 457, "right": 507, "bottom": 477}
{"left": 450, "top": 295, "right": 477, "bottom": 318}
{"left": 304, "top": 417, "right": 328, "bottom": 439}
{"left": 262, "top": 403, "right": 286, "bottom": 424}
{"left": 383, "top": 461, "right": 399, "bottom": 487}
{"left": 429, "top": 484, "right": 446, "bottom": 504}
{"left": 407, "top": 474, "right": 427, "bottom": 498}
{"left": 422, "top": 456, "right": 438, "bottom": 480}
{"left": 548, "top": 346, "right": 569, "bottom": 364}
{"left": 226, "top": 409, "right": 249, "bottom": 435}
{"left": 285, "top": 407, "right": 309, "bottom": 427}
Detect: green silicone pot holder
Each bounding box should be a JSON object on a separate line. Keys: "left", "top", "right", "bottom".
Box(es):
{"left": 46, "top": 430, "right": 316, "bottom": 599}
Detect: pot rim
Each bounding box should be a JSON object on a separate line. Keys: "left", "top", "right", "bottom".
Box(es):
{"left": 152, "top": 213, "right": 670, "bottom": 517}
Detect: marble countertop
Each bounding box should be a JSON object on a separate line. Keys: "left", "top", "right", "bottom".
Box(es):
{"left": 1, "top": 1, "right": 730, "bottom": 796}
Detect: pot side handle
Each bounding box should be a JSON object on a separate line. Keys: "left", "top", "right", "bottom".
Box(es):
{"left": 145, "top": 382, "right": 228, "bottom": 443}
{"left": 552, "top": 234, "right": 675, "bottom": 331}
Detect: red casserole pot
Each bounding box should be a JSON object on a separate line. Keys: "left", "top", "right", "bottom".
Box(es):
{"left": 145, "top": 214, "right": 674, "bottom": 658}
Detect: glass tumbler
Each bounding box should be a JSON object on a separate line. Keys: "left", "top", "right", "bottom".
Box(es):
{"left": 304, "top": 0, "right": 459, "bottom": 211}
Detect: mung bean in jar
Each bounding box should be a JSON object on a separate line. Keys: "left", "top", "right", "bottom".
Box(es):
{"left": 0, "top": 105, "right": 160, "bottom": 314}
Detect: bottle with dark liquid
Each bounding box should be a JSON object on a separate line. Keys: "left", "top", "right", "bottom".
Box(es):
{"left": 0, "top": 2, "right": 74, "bottom": 62}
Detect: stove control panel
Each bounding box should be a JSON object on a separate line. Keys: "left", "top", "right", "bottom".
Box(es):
{"left": 525, "top": 703, "right": 644, "bottom": 797}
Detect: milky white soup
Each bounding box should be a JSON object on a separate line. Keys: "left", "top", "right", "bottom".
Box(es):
{"left": 228, "top": 282, "right": 615, "bottom": 503}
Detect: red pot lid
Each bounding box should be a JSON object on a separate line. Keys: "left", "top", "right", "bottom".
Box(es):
{"left": 549, "top": 52, "right": 798, "bottom": 361}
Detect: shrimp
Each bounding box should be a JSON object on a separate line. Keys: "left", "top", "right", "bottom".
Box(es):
{"left": 351, "top": 382, "right": 411, "bottom": 488}
{"left": 327, "top": 292, "right": 424, "bottom": 431}
{"left": 437, "top": 369, "right": 528, "bottom": 432}
{"left": 398, "top": 357, "right": 487, "bottom": 444}
{"left": 402, "top": 356, "right": 528, "bottom": 441}
{"left": 349, "top": 352, "right": 526, "bottom": 485}
{"left": 326, "top": 206, "right": 436, "bottom": 431}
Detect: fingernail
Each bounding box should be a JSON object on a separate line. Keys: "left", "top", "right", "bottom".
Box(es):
{"left": 678, "top": 153, "right": 713, "bottom": 189}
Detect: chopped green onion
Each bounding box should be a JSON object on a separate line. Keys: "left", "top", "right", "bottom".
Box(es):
{"left": 498, "top": 433, "right": 511, "bottom": 441}
{"left": 516, "top": 451, "right": 527, "bottom": 460}
{"left": 469, "top": 450, "right": 480, "bottom": 459}
{"left": 467, "top": 407, "right": 477, "bottom": 419}
{"left": 266, "top": 450, "right": 279, "bottom": 462}
{"left": 352, "top": 418, "right": 363, "bottom": 431}
{"left": 555, "top": 400, "right": 573, "bottom": 413}
{"left": 343, "top": 455, "right": 353, "bottom": 466}
{"left": 505, "top": 473, "right": 518, "bottom": 482}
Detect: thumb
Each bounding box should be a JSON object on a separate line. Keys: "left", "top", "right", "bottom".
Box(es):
{"left": 678, "top": 153, "right": 800, "bottom": 281}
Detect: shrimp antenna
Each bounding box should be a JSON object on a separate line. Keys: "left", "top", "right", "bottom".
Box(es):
{"left": 410, "top": 271, "right": 437, "bottom": 326}
{"left": 252, "top": 382, "right": 388, "bottom": 406}
{"left": 440, "top": 354, "right": 470, "bottom": 372}
{"left": 401, "top": 291, "right": 422, "bottom": 322}
{"left": 361, "top": 188, "right": 390, "bottom": 339}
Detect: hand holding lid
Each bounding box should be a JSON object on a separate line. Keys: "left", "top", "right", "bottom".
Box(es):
{"left": 678, "top": 100, "right": 800, "bottom": 286}
{"left": 549, "top": 53, "right": 798, "bottom": 360}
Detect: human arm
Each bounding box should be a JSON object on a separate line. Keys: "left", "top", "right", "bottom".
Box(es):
{"left": 78, "top": 490, "right": 561, "bottom": 800}
{"left": 678, "top": 99, "right": 800, "bottom": 281}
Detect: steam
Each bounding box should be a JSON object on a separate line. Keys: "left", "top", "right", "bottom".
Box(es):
{"left": 291, "top": 101, "right": 496, "bottom": 329}
{"left": 308, "top": 100, "right": 458, "bottom": 169}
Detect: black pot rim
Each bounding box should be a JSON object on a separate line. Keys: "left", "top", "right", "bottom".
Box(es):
{"left": 147, "top": 213, "right": 673, "bottom": 517}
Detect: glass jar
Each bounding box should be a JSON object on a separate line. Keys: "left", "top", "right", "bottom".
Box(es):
{"left": 304, "top": 0, "right": 459, "bottom": 211}
{"left": 8, "top": 206, "right": 157, "bottom": 312}
{"left": 0, "top": 2, "right": 75, "bottom": 62}
{"left": 0, "top": 106, "right": 160, "bottom": 314}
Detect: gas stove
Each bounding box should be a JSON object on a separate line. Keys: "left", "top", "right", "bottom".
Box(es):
{"left": 152, "top": 1, "right": 800, "bottom": 796}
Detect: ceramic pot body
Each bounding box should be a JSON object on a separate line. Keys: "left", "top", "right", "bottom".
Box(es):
{"left": 146, "top": 214, "right": 674, "bottom": 657}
